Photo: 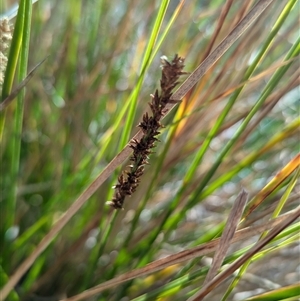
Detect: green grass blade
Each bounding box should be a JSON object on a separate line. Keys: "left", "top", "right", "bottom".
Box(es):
{"left": 92, "top": 0, "right": 183, "bottom": 169}
{"left": 12, "top": 215, "right": 49, "bottom": 251}
{"left": 149, "top": 0, "right": 185, "bottom": 62}
{"left": 1, "top": 0, "right": 32, "bottom": 254}
{"left": 118, "top": 0, "right": 170, "bottom": 151}
{"left": 117, "top": 0, "right": 186, "bottom": 252}
{"left": 221, "top": 171, "right": 299, "bottom": 301}
{"left": 0, "top": 265, "right": 19, "bottom": 301}
{"left": 244, "top": 284, "right": 300, "bottom": 301}
{"left": 132, "top": 227, "right": 299, "bottom": 301}
{"left": 0, "top": 1, "right": 25, "bottom": 139}
{"left": 81, "top": 210, "right": 118, "bottom": 289}
{"left": 186, "top": 33, "right": 300, "bottom": 210}
{"left": 201, "top": 117, "right": 300, "bottom": 199}
{"left": 86, "top": 2, "right": 187, "bottom": 289}
{"left": 271, "top": 167, "right": 299, "bottom": 219}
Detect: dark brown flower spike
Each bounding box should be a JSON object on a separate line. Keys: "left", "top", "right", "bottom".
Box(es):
{"left": 107, "top": 54, "right": 187, "bottom": 209}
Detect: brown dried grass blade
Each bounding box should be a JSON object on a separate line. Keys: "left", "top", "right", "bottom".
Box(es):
{"left": 185, "top": 207, "right": 300, "bottom": 301}
{"left": 0, "top": 57, "right": 47, "bottom": 111}
{"left": 201, "top": 190, "right": 248, "bottom": 286}
{"left": 211, "top": 57, "right": 299, "bottom": 103}
{"left": 59, "top": 209, "right": 297, "bottom": 301}
{"left": 200, "top": 0, "right": 235, "bottom": 60}
{"left": 169, "top": 0, "right": 274, "bottom": 102}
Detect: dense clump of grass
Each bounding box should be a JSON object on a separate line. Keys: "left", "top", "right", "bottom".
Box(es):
{"left": 0, "top": 1, "right": 299, "bottom": 300}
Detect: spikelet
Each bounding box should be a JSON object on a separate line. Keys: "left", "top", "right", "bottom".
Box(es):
{"left": 107, "top": 55, "right": 187, "bottom": 209}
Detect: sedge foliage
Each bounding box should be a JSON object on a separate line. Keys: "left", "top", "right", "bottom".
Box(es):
{"left": 0, "top": 1, "right": 299, "bottom": 300}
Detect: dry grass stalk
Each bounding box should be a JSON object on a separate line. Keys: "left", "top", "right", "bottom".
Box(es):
{"left": 202, "top": 190, "right": 248, "bottom": 286}
{"left": 0, "top": 58, "right": 47, "bottom": 111}
{"left": 186, "top": 207, "right": 300, "bottom": 300}
{"left": 60, "top": 209, "right": 299, "bottom": 301}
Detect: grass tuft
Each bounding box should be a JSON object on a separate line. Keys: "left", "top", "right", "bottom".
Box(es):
{"left": 0, "top": 1, "right": 299, "bottom": 300}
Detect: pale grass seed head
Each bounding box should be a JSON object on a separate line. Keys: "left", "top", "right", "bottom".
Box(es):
{"left": 0, "top": 17, "right": 13, "bottom": 88}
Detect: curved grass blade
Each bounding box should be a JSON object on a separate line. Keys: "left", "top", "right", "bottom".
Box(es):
{"left": 245, "top": 153, "right": 300, "bottom": 217}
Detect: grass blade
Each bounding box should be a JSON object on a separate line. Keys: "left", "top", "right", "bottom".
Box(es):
{"left": 0, "top": 0, "right": 32, "bottom": 259}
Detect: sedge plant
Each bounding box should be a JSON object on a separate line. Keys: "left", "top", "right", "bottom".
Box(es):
{"left": 0, "top": 1, "right": 299, "bottom": 300}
